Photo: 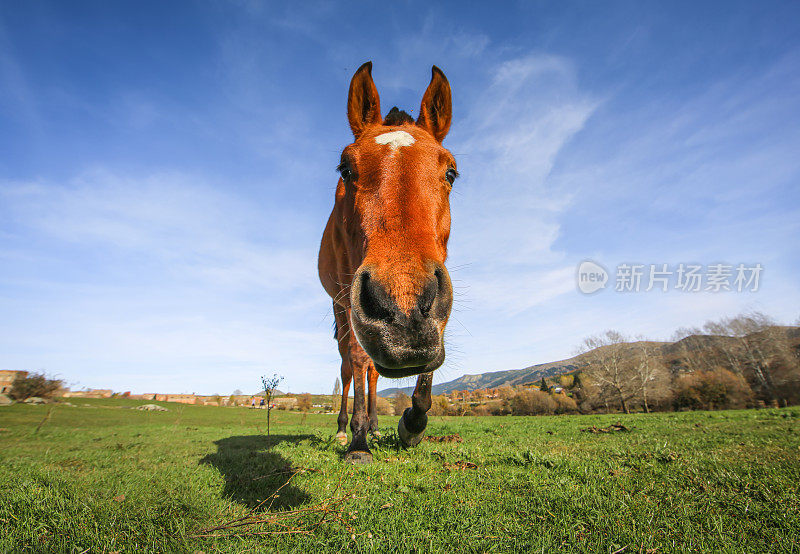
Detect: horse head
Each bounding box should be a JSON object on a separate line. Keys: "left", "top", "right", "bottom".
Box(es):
{"left": 326, "top": 62, "right": 457, "bottom": 379}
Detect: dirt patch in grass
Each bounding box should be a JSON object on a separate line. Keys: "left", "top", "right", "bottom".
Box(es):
{"left": 581, "top": 423, "right": 631, "bottom": 434}
{"left": 424, "top": 434, "right": 463, "bottom": 443}
{"left": 443, "top": 460, "right": 478, "bottom": 471}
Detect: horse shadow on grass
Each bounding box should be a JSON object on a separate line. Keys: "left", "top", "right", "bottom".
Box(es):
{"left": 200, "top": 434, "right": 314, "bottom": 510}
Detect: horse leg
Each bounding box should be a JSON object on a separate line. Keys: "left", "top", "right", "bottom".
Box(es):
{"left": 367, "top": 362, "right": 380, "bottom": 438}
{"left": 345, "top": 335, "right": 373, "bottom": 464}
{"left": 398, "top": 372, "right": 433, "bottom": 447}
{"left": 334, "top": 305, "right": 351, "bottom": 445}
{"left": 336, "top": 360, "right": 352, "bottom": 445}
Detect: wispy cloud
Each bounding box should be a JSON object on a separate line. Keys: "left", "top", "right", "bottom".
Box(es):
{"left": 0, "top": 15, "right": 42, "bottom": 134}
{"left": 2, "top": 169, "right": 319, "bottom": 291}
{"left": 449, "top": 54, "right": 599, "bottom": 313}
{"left": 0, "top": 169, "right": 337, "bottom": 393}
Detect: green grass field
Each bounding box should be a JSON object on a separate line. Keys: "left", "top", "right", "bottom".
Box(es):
{"left": 1, "top": 400, "right": 799, "bottom": 553}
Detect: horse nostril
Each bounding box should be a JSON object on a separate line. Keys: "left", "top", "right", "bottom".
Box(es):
{"left": 418, "top": 272, "right": 439, "bottom": 317}
{"left": 359, "top": 272, "right": 395, "bottom": 322}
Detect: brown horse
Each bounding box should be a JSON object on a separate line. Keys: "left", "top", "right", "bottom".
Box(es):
{"left": 318, "top": 62, "right": 456, "bottom": 463}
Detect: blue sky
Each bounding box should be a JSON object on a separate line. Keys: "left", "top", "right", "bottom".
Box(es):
{"left": 1, "top": 1, "right": 799, "bottom": 395}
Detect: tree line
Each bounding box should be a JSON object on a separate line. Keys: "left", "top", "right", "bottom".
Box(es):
{"left": 388, "top": 311, "right": 800, "bottom": 416}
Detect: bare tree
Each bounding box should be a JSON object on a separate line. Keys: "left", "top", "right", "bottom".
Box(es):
{"left": 260, "top": 373, "right": 284, "bottom": 441}
{"left": 686, "top": 311, "right": 800, "bottom": 406}
{"left": 729, "top": 312, "right": 800, "bottom": 406}
{"left": 671, "top": 327, "right": 700, "bottom": 342}
{"left": 631, "top": 339, "right": 669, "bottom": 413}
{"left": 671, "top": 326, "right": 740, "bottom": 376}
{"left": 698, "top": 312, "right": 777, "bottom": 402}
{"left": 580, "top": 331, "right": 637, "bottom": 414}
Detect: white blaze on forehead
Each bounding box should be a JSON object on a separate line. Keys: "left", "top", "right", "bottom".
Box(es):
{"left": 374, "top": 130, "right": 415, "bottom": 149}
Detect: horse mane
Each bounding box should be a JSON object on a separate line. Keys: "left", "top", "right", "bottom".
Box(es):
{"left": 383, "top": 106, "right": 414, "bottom": 126}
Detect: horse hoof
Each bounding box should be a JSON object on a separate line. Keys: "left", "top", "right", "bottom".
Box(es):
{"left": 344, "top": 450, "right": 373, "bottom": 464}
{"left": 335, "top": 432, "right": 348, "bottom": 445}
{"left": 398, "top": 415, "right": 424, "bottom": 447}
{"left": 370, "top": 429, "right": 382, "bottom": 439}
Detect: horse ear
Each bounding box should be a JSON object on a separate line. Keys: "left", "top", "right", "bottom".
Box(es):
{"left": 417, "top": 65, "right": 452, "bottom": 143}
{"left": 347, "top": 61, "right": 382, "bottom": 138}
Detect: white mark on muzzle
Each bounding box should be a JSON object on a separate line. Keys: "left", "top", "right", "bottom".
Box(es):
{"left": 374, "top": 130, "right": 415, "bottom": 150}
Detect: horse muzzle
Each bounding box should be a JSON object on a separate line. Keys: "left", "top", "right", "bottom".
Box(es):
{"left": 349, "top": 262, "right": 452, "bottom": 378}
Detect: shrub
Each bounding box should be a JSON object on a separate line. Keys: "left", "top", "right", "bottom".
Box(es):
{"left": 9, "top": 372, "right": 63, "bottom": 401}
{"left": 510, "top": 389, "right": 556, "bottom": 415}
{"left": 297, "top": 393, "right": 312, "bottom": 412}
{"left": 553, "top": 394, "right": 579, "bottom": 414}
{"left": 392, "top": 392, "right": 412, "bottom": 415}
{"left": 376, "top": 396, "right": 394, "bottom": 415}
{"left": 486, "top": 399, "right": 508, "bottom": 415}
{"left": 673, "top": 368, "right": 753, "bottom": 411}
{"left": 468, "top": 404, "right": 490, "bottom": 416}
{"left": 428, "top": 395, "right": 452, "bottom": 416}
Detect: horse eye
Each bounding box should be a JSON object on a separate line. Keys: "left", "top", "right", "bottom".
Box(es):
{"left": 337, "top": 162, "right": 352, "bottom": 181}
{"left": 445, "top": 168, "right": 458, "bottom": 185}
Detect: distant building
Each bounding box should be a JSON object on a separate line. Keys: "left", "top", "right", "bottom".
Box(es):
{"left": 164, "top": 394, "right": 197, "bottom": 405}
{"left": 129, "top": 393, "right": 157, "bottom": 400}
{"left": 226, "top": 395, "right": 250, "bottom": 407}
{"left": 195, "top": 396, "right": 223, "bottom": 406}
{"left": 273, "top": 397, "right": 298, "bottom": 409}
{"left": 0, "top": 370, "right": 28, "bottom": 394}
{"left": 62, "top": 389, "right": 113, "bottom": 399}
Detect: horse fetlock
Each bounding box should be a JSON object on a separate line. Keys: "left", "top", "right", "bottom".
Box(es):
{"left": 369, "top": 418, "right": 381, "bottom": 438}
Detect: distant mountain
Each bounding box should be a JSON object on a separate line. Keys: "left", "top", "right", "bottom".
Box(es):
{"left": 377, "top": 355, "right": 587, "bottom": 398}
{"left": 253, "top": 389, "right": 286, "bottom": 396}
{"left": 378, "top": 341, "right": 671, "bottom": 398}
